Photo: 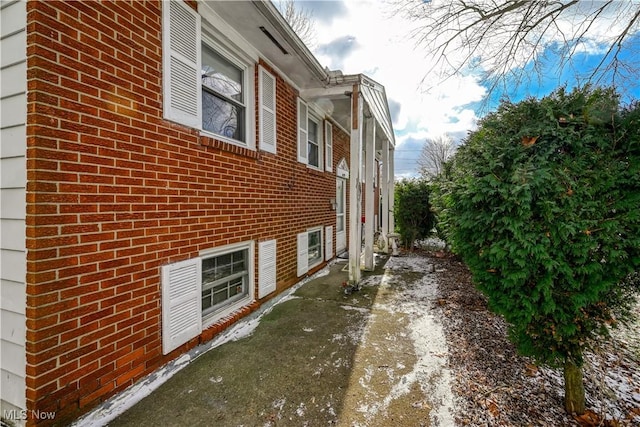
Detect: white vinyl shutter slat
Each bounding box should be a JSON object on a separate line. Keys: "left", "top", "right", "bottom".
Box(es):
{"left": 325, "top": 226, "right": 333, "bottom": 261}
{"left": 259, "top": 67, "right": 277, "bottom": 153}
{"left": 297, "top": 232, "right": 309, "bottom": 276}
{"left": 258, "top": 240, "right": 277, "bottom": 298}
{"left": 162, "top": 257, "right": 202, "bottom": 354}
{"left": 325, "top": 121, "right": 333, "bottom": 172}
{"left": 162, "top": 0, "right": 201, "bottom": 128}
{"left": 297, "top": 98, "right": 308, "bottom": 164}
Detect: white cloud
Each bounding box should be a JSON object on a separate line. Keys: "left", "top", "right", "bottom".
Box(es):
{"left": 306, "top": 0, "right": 486, "bottom": 177}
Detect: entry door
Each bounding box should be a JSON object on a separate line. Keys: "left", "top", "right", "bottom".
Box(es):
{"left": 336, "top": 178, "right": 346, "bottom": 253}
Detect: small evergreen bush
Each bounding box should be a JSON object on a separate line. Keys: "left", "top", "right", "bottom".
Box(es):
{"left": 440, "top": 86, "right": 640, "bottom": 413}
{"left": 394, "top": 179, "right": 436, "bottom": 249}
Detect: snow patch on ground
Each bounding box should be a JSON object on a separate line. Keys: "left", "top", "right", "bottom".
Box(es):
{"left": 346, "top": 255, "right": 456, "bottom": 426}
{"left": 70, "top": 353, "right": 192, "bottom": 427}
{"left": 72, "top": 262, "right": 337, "bottom": 427}
{"left": 383, "top": 255, "right": 457, "bottom": 426}
{"left": 340, "top": 305, "right": 369, "bottom": 313}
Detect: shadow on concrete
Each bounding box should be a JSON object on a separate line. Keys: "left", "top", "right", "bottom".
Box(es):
{"left": 107, "top": 257, "right": 388, "bottom": 426}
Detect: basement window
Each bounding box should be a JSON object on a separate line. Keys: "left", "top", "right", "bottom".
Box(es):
{"left": 308, "top": 227, "right": 323, "bottom": 268}
{"left": 201, "top": 245, "right": 251, "bottom": 317}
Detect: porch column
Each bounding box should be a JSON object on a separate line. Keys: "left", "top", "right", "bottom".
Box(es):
{"left": 381, "top": 137, "right": 390, "bottom": 253}
{"left": 349, "top": 84, "right": 363, "bottom": 284}
{"left": 363, "top": 117, "right": 376, "bottom": 271}
{"left": 388, "top": 147, "right": 395, "bottom": 233}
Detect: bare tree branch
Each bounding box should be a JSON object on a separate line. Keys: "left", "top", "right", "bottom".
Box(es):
{"left": 418, "top": 135, "right": 456, "bottom": 180}
{"left": 276, "top": 0, "right": 316, "bottom": 49}
{"left": 394, "top": 0, "right": 640, "bottom": 101}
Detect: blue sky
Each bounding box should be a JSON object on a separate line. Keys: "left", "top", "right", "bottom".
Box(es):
{"left": 290, "top": 0, "right": 640, "bottom": 178}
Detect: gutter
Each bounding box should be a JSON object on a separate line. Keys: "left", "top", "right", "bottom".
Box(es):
{"left": 251, "top": 0, "right": 330, "bottom": 86}
{"left": 250, "top": 1, "right": 394, "bottom": 145}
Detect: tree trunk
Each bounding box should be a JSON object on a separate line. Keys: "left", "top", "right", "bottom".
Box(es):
{"left": 563, "top": 358, "right": 586, "bottom": 415}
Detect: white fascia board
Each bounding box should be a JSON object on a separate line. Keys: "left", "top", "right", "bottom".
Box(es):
{"left": 360, "top": 84, "right": 395, "bottom": 147}
{"left": 251, "top": 0, "right": 327, "bottom": 82}
{"left": 299, "top": 85, "right": 353, "bottom": 100}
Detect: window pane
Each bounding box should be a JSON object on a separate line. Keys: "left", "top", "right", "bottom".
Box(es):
{"left": 212, "top": 283, "right": 229, "bottom": 305}
{"left": 201, "top": 44, "right": 245, "bottom": 142}
{"left": 230, "top": 277, "right": 244, "bottom": 295}
{"left": 202, "top": 291, "right": 212, "bottom": 311}
{"left": 308, "top": 143, "right": 319, "bottom": 167}
{"left": 307, "top": 118, "right": 319, "bottom": 167}
{"left": 202, "top": 90, "right": 245, "bottom": 141}
{"left": 201, "top": 45, "right": 243, "bottom": 102}
{"left": 308, "top": 230, "right": 322, "bottom": 265}
{"left": 308, "top": 120, "right": 318, "bottom": 143}
{"left": 309, "top": 231, "right": 320, "bottom": 247}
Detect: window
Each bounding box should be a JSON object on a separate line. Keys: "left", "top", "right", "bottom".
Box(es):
{"left": 161, "top": 241, "right": 255, "bottom": 354}
{"left": 308, "top": 117, "right": 320, "bottom": 168}
{"left": 201, "top": 44, "right": 246, "bottom": 142}
{"left": 298, "top": 227, "right": 323, "bottom": 275}
{"left": 163, "top": 0, "right": 256, "bottom": 148}
{"left": 201, "top": 248, "right": 250, "bottom": 317}
{"left": 308, "top": 228, "right": 323, "bottom": 267}
{"left": 297, "top": 98, "right": 324, "bottom": 168}
{"left": 306, "top": 113, "right": 323, "bottom": 169}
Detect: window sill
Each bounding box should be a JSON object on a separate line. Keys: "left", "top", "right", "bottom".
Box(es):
{"left": 306, "top": 166, "right": 327, "bottom": 177}
{"left": 202, "top": 295, "right": 255, "bottom": 329}
{"left": 200, "top": 134, "right": 259, "bottom": 160}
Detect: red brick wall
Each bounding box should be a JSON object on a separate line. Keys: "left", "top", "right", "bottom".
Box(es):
{"left": 24, "top": 1, "right": 349, "bottom": 424}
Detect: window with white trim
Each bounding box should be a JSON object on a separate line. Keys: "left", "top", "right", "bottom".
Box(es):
{"left": 308, "top": 116, "right": 321, "bottom": 168}
{"left": 297, "top": 99, "right": 324, "bottom": 169}
{"left": 298, "top": 227, "right": 323, "bottom": 276}
{"left": 307, "top": 113, "right": 324, "bottom": 169}
{"left": 201, "top": 248, "right": 250, "bottom": 316}
{"left": 161, "top": 241, "right": 255, "bottom": 354}
{"left": 201, "top": 44, "right": 246, "bottom": 142}
{"left": 308, "top": 227, "right": 323, "bottom": 267}
{"left": 162, "top": 0, "right": 256, "bottom": 148}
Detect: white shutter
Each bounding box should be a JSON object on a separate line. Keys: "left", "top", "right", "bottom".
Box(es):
{"left": 162, "top": 257, "right": 202, "bottom": 355}
{"left": 162, "top": 0, "right": 201, "bottom": 128}
{"left": 325, "top": 226, "right": 333, "bottom": 261}
{"left": 297, "top": 98, "right": 308, "bottom": 164}
{"left": 258, "top": 240, "right": 277, "bottom": 298}
{"left": 297, "top": 232, "right": 309, "bottom": 276}
{"left": 325, "top": 121, "right": 333, "bottom": 172}
{"left": 259, "top": 67, "right": 277, "bottom": 154}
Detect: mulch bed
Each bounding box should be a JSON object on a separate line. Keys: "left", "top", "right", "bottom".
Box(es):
{"left": 427, "top": 252, "right": 640, "bottom": 426}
